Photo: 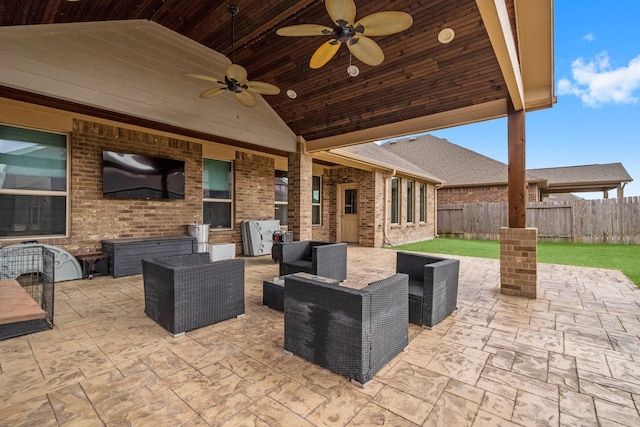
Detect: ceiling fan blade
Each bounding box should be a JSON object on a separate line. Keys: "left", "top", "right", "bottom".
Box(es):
{"left": 310, "top": 40, "right": 341, "bottom": 69}
{"left": 246, "top": 81, "right": 280, "bottom": 95}
{"left": 276, "top": 24, "right": 332, "bottom": 37}
{"left": 234, "top": 90, "right": 257, "bottom": 107}
{"left": 226, "top": 64, "right": 248, "bottom": 83}
{"left": 326, "top": 0, "right": 357, "bottom": 25}
{"left": 184, "top": 73, "right": 222, "bottom": 84}
{"left": 356, "top": 12, "right": 413, "bottom": 36}
{"left": 347, "top": 35, "right": 384, "bottom": 66}
{"left": 199, "top": 87, "right": 226, "bottom": 99}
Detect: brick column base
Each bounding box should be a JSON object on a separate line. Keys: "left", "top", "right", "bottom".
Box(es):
{"left": 500, "top": 227, "right": 538, "bottom": 299}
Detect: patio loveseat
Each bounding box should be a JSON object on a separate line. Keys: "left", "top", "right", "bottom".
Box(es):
{"left": 141, "top": 253, "right": 244, "bottom": 337}
{"left": 283, "top": 272, "right": 409, "bottom": 386}
{"left": 396, "top": 251, "right": 460, "bottom": 328}
{"left": 278, "top": 240, "right": 347, "bottom": 282}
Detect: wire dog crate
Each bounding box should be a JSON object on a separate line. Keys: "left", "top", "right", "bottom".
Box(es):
{"left": 0, "top": 245, "right": 55, "bottom": 340}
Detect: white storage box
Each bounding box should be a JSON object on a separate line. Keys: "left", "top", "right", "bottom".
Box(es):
{"left": 209, "top": 243, "right": 236, "bottom": 261}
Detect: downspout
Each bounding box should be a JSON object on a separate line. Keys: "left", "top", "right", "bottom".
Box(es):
{"left": 383, "top": 169, "right": 396, "bottom": 247}
{"left": 434, "top": 182, "right": 444, "bottom": 238}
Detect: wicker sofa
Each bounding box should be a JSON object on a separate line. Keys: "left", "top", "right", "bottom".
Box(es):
{"left": 278, "top": 241, "right": 347, "bottom": 282}
{"left": 396, "top": 251, "right": 460, "bottom": 328}
{"left": 284, "top": 272, "right": 409, "bottom": 386}
{"left": 141, "top": 253, "right": 244, "bottom": 337}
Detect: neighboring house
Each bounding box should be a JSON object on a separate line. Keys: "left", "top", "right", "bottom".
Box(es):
{"left": 530, "top": 164, "right": 633, "bottom": 199}
{"left": 381, "top": 134, "right": 633, "bottom": 203}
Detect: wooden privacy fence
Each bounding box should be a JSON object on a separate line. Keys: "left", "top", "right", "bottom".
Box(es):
{"left": 437, "top": 196, "right": 640, "bottom": 244}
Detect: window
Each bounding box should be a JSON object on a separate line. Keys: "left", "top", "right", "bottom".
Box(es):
{"left": 419, "top": 183, "right": 426, "bottom": 222}
{"left": 391, "top": 177, "right": 399, "bottom": 224}
{"left": 203, "top": 158, "right": 232, "bottom": 229}
{"left": 312, "top": 175, "right": 321, "bottom": 225}
{"left": 0, "top": 124, "right": 68, "bottom": 239}
{"left": 274, "top": 170, "right": 288, "bottom": 226}
{"left": 344, "top": 188, "right": 357, "bottom": 214}
{"left": 407, "top": 180, "right": 414, "bottom": 223}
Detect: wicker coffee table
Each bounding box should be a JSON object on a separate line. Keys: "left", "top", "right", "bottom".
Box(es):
{"left": 263, "top": 273, "right": 340, "bottom": 312}
{"left": 263, "top": 276, "right": 286, "bottom": 311}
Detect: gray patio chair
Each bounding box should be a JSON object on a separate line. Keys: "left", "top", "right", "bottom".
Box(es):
{"left": 142, "top": 252, "right": 244, "bottom": 337}
{"left": 284, "top": 272, "right": 409, "bottom": 386}
{"left": 279, "top": 240, "right": 347, "bottom": 281}
{"left": 396, "top": 251, "right": 460, "bottom": 328}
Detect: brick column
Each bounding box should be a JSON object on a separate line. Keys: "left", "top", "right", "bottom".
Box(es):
{"left": 288, "top": 139, "right": 313, "bottom": 241}
{"left": 500, "top": 227, "right": 537, "bottom": 298}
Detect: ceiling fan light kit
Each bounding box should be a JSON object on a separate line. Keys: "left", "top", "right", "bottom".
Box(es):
{"left": 183, "top": 4, "right": 280, "bottom": 107}
{"left": 276, "top": 0, "right": 413, "bottom": 70}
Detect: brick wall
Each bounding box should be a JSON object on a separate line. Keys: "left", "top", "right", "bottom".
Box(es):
{"left": 1, "top": 118, "right": 280, "bottom": 258}
{"left": 1, "top": 119, "right": 206, "bottom": 255}
{"left": 319, "top": 168, "right": 437, "bottom": 247}
{"left": 385, "top": 177, "right": 437, "bottom": 246}
{"left": 2, "top": 114, "right": 440, "bottom": 255}
{"left": 439, "top": 184, "right": 542, "bottom": 205}
{"left": 232, "top": 151, "right": 275, "bottom": 252}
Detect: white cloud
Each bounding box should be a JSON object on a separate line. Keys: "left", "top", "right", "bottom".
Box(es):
{"left": 557, "top": 52, "right": 640, "bottom": 107}
{"left": 583, "top": 33, "right": 595, "bottom": 42}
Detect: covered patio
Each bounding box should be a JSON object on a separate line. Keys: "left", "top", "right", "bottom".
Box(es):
{"left": 1, "top": 246, "right": 639, "bottom": 426}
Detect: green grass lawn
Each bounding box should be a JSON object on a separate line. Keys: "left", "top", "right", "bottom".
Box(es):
{"left": 392, "top": 238, "right": 640, "bottom": 286}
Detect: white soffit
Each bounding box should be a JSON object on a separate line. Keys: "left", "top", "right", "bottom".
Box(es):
{"left": 0, "top": 20, "right": 297, "bottom": 152}
{"left": 515, "top": 0, "right": 555, "bottom": 111}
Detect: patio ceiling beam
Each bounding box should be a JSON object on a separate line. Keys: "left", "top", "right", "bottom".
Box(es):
{"left": 306, "top": 99, "right": 506, "bottom": 153}
{"left": 476, "top": 0, "right": 524, "bottom": 111}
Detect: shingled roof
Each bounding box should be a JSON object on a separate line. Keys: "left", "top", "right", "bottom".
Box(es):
{"left": 334, "top": 142, "right": 443, "bottom": 184}
{"left": 378, "top": 134, "right": 633, "bottom": 196}
{"left": 530, "top": 163, "right": 633, "bottom": 194}
{"left": 380, "top": 134, "right": 542, "bottom": 187}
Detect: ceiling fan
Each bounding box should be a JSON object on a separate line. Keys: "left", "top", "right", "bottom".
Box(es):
{"left": 184, "top": 5, "right": 280, "bottom": 107}
{"left": 276, "top": 0, "right": 413, "bottom": 69}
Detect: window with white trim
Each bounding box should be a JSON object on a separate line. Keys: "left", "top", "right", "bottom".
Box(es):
{"left": 203, "top": 158, "right": 232, "bottom": 229}
{"left": 391, "top": 177, "right": 400, "bottom": 224}
{"left": 407, "top": 180, "right": 414, "bottom": 223}
{"left": 419, "top": 183, "right": 426, "bottom": 222}
{"left": 0, "top": 124, "right": 68, "bottom": 239}
{"left": 274, "top": 170, "right": 288, "bottom": 226}
{"left": 312, "top": 175, "right": 321, "bottom": 225}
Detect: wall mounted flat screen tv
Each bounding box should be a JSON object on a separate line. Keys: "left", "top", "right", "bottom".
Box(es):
{"left": 102, "top": 150, "right": 185, "bottom": 199}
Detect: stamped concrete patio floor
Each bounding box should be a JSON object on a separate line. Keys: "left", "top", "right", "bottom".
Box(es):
{"left": 2, "top": 246, "right": 640, "bottom": 426}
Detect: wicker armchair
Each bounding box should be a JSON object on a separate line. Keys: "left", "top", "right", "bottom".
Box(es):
{"left": 284, "top": 272, "right": 409, "bottom": 387}
{"left": 396, "top": 251, "right": 460, "bottom": 328}
{"left": 142, "top": 253, "right": 244, "bottom": 337}
{"left": 279, "top": 241, "right": 347, "bottom": 282}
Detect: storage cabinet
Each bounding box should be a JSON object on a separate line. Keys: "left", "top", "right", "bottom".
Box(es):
{"left": 102, "top": 236, "right": 196, "bottom": 278}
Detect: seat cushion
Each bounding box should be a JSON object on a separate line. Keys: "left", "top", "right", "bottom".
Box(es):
{"left": 284, "top": 260, "right": 313, "bottom": 273}
{"left": 408, "top": 280, "right": 423, "bottom": 298}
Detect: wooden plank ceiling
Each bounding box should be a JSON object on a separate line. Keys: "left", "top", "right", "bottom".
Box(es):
{"left": 0, "top": 0, "right": 515, "bottom": 144}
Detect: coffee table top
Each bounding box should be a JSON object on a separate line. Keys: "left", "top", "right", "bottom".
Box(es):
{"left": 264, "top": 272, "right": 340, "bottom": 288}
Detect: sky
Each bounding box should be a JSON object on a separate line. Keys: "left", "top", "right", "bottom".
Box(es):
{"left": 429, "top": 1, "right": 640, "bottom": 199}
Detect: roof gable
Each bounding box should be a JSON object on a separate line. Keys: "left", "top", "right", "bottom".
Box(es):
{"left": 380, "top": 134, "right": 513, "bottom": 186}
{"left": 530, "top": 163, "right": 633, "bottom": 185}
{"left": 337, "top": 143, "right": 444, "bottom": 183}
